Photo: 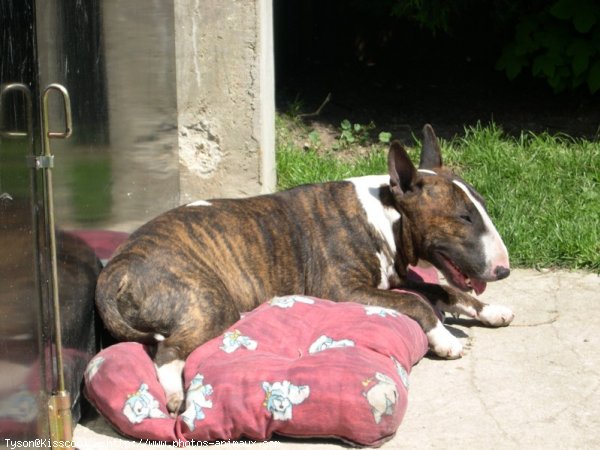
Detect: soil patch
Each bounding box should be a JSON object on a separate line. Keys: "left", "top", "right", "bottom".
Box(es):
{"left": 274, "top": 3, "right": 600, "bottom": 145}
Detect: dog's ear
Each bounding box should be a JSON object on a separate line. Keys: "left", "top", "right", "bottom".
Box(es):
{"left": 419, "top": 124, "right": 443, "bottom": 169}
{"left": 388, "top": 141, "right": 418, "bottom": 198}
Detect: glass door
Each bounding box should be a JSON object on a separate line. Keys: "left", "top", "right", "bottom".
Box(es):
{"left": 1, "top": 0, "right": 181, "bottom": 443}
{"left": 0, "top": 0, "right": 52, "bottom": 442}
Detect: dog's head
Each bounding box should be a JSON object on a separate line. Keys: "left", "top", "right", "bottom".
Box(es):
{"left": 388, "top": 125, "right": 510, "bottom": 294}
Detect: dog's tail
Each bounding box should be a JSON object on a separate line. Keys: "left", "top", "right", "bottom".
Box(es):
{"left": 95, "top": 263, "right": 158, "bottom": 345}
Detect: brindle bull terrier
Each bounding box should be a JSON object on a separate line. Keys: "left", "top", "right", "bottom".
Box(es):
{"left": 96, "top": 125, "right": 513, "bottom": 415}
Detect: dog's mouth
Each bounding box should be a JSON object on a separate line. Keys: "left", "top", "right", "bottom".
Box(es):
{"left": 436, "top": 252, "right": 487, "bottom": 295}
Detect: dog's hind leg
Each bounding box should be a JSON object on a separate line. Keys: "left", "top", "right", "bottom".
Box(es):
{"left": 153, "top": 287, "right": 243, "bottom": 415}
{"left": 154, "top": 342, "right": 186, "bottom": 416}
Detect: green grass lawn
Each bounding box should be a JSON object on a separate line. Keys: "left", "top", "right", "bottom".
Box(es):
{"left": 276, "top": 119, "right": 600, "bottom": 271}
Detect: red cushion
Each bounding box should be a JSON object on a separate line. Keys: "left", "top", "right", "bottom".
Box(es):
{"left": 85, "top": 294, "right": 429, "bottom": 446}
{"left": 68, "top": 230, "right": 129, "bottom": 261}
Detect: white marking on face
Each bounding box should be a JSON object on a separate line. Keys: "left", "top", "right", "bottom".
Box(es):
{"left": 187, "top": 200, "right": 212, "bottom": 207}
{"left": 156, "top": 359, "right": 185, "bottom": 402}
{"left": 417, "top": 169, "right": 438, "bottom": 176}
{"left": 452, "top": 180, "right": 510, "bottom": 278}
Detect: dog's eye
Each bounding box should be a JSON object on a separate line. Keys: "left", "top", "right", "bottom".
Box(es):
{"left": 459, "top": 214, "right": 472, "bottom": 224}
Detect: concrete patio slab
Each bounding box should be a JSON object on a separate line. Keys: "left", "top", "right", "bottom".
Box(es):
{"left": 74, "top": 269, "right": 600, "bottom": 449}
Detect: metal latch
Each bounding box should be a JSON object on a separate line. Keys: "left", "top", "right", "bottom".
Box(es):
{"left": 48, "top": 391, "right": 74, "bottom": 449}
{"left": 41, "top": 84, "right": 74, "bottom": 450}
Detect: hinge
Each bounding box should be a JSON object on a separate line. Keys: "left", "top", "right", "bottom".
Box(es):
{"left": 27, "top": 154, "right": 55, "bottom": 169}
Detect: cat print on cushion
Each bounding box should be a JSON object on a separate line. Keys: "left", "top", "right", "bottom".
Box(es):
{"left": 123, "top": 383, "right": 168, "bottom": 424}
{"left": 262, "top": 380, "right": 310, "bottom": 421}
{"left": 308, "top": 335, "right": 355, "bottom": 354}
{"left": 362, "top": 372, "right": 398, "bottom": 424}
{"left": 391, "top": 356, "right": 409, "bottom": 389}
{"left": 220, "top": 329, "right": 258, "bottom": 353}
{"left": 181, "top": 374, "right": 213, "bottom": 431}
{"left": 269, "top": 295, "right": 315, "bottom": 309}
{"left": 84, "top": 356, "right": 105, "bottom": 382}
{"left": 364, "top": 306, "right": 400, "bottom": 318}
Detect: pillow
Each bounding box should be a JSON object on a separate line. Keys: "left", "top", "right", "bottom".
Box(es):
{"left": 85, "top": 293, "right": 429, "bottom": 447}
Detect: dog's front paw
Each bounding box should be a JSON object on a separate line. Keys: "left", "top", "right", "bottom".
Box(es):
{"left": 478, "top": 304, "right": 514, "bottom": 327}
{"left": 427, "top": 322, "right": 463, "bottom": 359}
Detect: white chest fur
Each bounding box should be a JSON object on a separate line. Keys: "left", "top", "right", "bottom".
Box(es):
{"left": 347, "top": 175, "right": 400, "bottom": 289}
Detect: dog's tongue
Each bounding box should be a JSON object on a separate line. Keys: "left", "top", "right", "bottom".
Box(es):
{"left": 472, "top": 279, "right": 487, "bottom": 296}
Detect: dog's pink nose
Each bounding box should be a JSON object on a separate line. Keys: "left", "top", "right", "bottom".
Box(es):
{"left": 494, "top": 266, "right": 510, "bottom": 280}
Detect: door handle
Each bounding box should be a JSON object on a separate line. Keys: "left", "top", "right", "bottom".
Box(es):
{"left": 41, "top": 84, "right": 72, "bottom": 170}
{"left": 0, "top": 82, "right": 33, "bottom": 138}
{"left": 42, "top": 83, "right": 72, "bottom": 141}
{"left": 0, "top": 83, "right": 34, "bottom": 202}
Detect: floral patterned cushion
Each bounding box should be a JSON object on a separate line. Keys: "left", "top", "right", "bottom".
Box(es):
{"left": 84, "top": 294, "right": 429, "bottom": 447}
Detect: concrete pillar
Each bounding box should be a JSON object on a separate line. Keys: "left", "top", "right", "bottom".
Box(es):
{"left": 175, "top": 0, "right": 276, "bottom": 203}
